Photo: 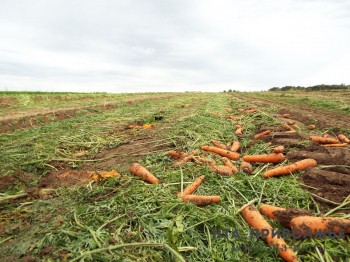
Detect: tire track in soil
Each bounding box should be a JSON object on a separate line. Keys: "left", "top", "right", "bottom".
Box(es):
{"left": 0, "top": 94, "right": 179, "bottom": 134}
{"left": 232, "top": 93, "right": 350, "bottom": 211}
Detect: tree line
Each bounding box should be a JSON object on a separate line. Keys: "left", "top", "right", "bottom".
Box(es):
{"left": 269, "top": 84, "right": 350, "bottom": 91}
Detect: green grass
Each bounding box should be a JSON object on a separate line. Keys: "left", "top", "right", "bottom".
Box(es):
{"left": 0, "top": 93, "right": 349, "bottom": 261}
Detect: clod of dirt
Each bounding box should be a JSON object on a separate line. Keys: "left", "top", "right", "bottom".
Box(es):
{"left": 273, "top": 209, "right": 311, "bottom": 228}
{"left": 300, "top": 168, "right": 350, "bottom": 208}
{"left": 287, "top": 146, "right": 350, "bottom": 165}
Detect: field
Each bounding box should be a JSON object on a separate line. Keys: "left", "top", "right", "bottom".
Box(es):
{"left": 0, "top": 91, "right": 349, "bottom": 261}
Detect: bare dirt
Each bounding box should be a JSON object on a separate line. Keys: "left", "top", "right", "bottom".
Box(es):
{"left": 300, "top": 168, "right": 350, "bottom": 208}
{"left": 272, "top": 208, "right": 312, "bottom": 228}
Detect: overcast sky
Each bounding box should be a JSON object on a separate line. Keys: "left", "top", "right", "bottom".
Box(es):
{"left": 1, "top": 0, "right": 350, "bottom": 92}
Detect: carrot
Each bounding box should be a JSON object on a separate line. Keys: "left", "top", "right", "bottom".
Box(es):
{"left": 201, "top": 146, "right": 240, "bottom": 160}
{"left": 259, "top": 204, "right": 286, "bottom": 220}
{"left": 240, "top": 161, "right": 253, "bottom": 174}
{"left": 290, "top": 216, "right": 350, "bottom": 235}
{"left": 193, "top": 156, "right": 216, "bottom": 165}
{"left": 182, "top": 195, "right": 221, "bottom": 206}
{"left": 91, "top": 170, "right": 121, "bottom": 182}
{"left": 211, "top": 140, "right": 227, "bottom": 150}
{"left": 310, "top": 136, "right": 339, "bottom": 144}
{"left": 245, "top": 109, "right": 257, "bottom": 113}
{"left": 243, "top": 153, "right": 285, "bottom": 163}
{"left": 173, "top": 150, "right": 199, "bottom": 167}
{"left": 338, "top": 134, "right": 350, "bottom": 143}
{"left": 322, "top": 143, "right": 348, "bottom": 147}
{"left": 209, "top": 165, "right": 234, "bottom": 176}
{"left": 177, "top": 175, "right": 205, "bottom": 197}
{"left": 254, "top": 130, "right": 271, "bottom": 139}
{"left": 235, "top": 127, "right": 243, "bottom": 136}
{"left": 226, "top": 141, "right": 240, "bottom": 152}
{"left": 168, "top": 150, "right": 188, "bottom": 159}
{"left": 273, "top": 146, "right": 285, "bottom": 154}
{"left": 129, "top": 163, "right": 159, "bottom": 184}
{"left": 287, "top": 120, "right": 295, "bottom": 125}
{"left": 222, "top": 158, "right": 239, "bottom": 174}
{"left": 283, "top": 124, "right": 295, "bottom": 133}
{"left": 282, "top": 114, "right": 290, "bottom": 118}
{"left": 240, "top": 205, "right": 298, "bottom": 262}
{"left": 263, "top": 158, "right": 317, "bottom": 178}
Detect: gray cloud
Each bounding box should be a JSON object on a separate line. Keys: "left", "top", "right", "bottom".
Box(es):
{"left": 1, "top": 0, "right": 350, "bottom": 92}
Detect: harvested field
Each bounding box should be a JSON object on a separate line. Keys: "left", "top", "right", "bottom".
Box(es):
{"left": 1, "top": 91, "right": 349, "bottom": 261}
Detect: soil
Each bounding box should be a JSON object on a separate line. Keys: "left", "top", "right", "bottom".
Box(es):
{"left": 272, "top": 208, "right": 312, "bottom": 228}
{"left": 300, "top": 168, "right": 350, "bottom": 208}
{"left": 0, "top": 94, "right": 177, "bottom": 134}
{"left": 0, "top": 97, "right": 16, "bottom": 109}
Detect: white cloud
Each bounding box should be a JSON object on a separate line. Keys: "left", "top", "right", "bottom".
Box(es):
{"left": 0, "top": 0, "right": 349, "bottom": 92}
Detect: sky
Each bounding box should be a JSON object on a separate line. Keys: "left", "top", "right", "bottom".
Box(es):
{"left": 0, "top": 0, "right": 350, "bottom": 93}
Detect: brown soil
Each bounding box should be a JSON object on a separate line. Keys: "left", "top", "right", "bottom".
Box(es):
{"left": 272, "top": 208, "right": 312, "bottom": 228}
{"left": 300, "top": 168, "right": 350, "bottom": 208}
{"left": 287, "top": 144, "right": 350, "bottom": 165}
{"left": 0, "top": 97, "right": 16, "bottom": 108}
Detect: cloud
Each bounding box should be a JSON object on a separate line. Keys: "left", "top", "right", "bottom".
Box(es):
{"left": 0, "top": 0, "right": 350, "bottom": 92}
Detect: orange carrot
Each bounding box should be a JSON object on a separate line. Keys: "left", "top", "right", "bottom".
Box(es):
{"left": 322, "top": 143, "right": 348, "bottom": 147}
{"left": 282, "top": 114, "right": 290, "bottom": 118}
{"left": 182, "top": 195, "right": 221, "bottom": 206}
{"left": 173, "top": 150, "right": 199, "bottom": 167}
{"left": 201, "top": 146, "right": 240, "bottom": 160}
{"left": 263, "top": 158, "right": 317, "bottom": 178}
{"left": 193, "top": 156, "right": 216, "bottom": 165}
{"left": 254, "top": 130, "right": 271, "bottom": 139}
{"left": 235, "top": 127, "right": 243, "bottom": 136}
{"left": 283, "top": 124, "right": 295, "bottom": 133}
{"left": 211, "top": 140, "right": 227, "bottom": 150}
{"left": 273, "top": 146, "right": 285, "bottom": 154}
{"left": 222, "top": 157, "right": 239, "bottom": 173}
{"left": 240, "top": 205, "right": 298, "bottom": 262}
{"left": 129, "top": 163, "right": 159, "bottom": 184}
{"left": 209, "top": 165, "right": 234, "bottom": 176}
{"left": 259, "top": 204, "right": 286, "bottom": 220}
{"left": 243, "top": 153, "right": 285, "bottom": 163}
{"left": 168, "top": 150, "right": 188, "bottom": 159}
{"left": 245, "top": 108, "right": 257, "bottom": 113}
{"left": 310, "top": 136, "right": 339, "bottom": 144}
{"left": 177, "top": 175, "right": 205, "bottom": 197}
{"left": 91, "top": 170, "right": 121, "bottom": 182}
{"left": 226, "top": 141, "right": 240, "bottom": 152}
{"left": 338, "top": 134, "right": 350, "bottom": 143}
{"left": 240, "top": 161, "right": 253, "bottom": 174}
{"left": 290, "top": 216, "right": 350, "bottom": 235}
